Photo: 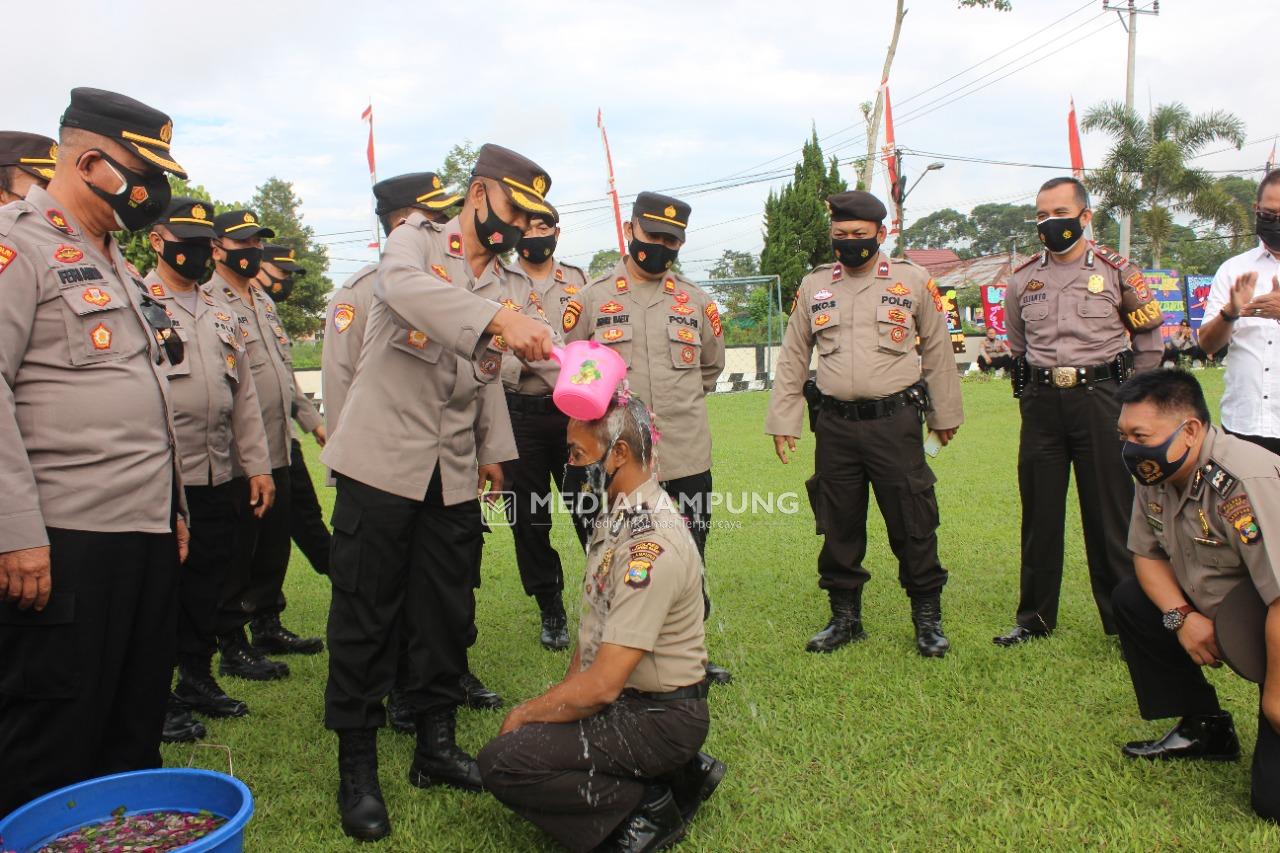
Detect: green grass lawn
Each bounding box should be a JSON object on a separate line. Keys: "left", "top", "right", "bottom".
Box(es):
{"left": 163, "top": 368, "right": 1280, "bottom": 851}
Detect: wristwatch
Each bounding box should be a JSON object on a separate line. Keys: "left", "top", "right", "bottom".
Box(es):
{"left": 1221, "top": 308, "right": 1239, "bottom": 324}
{"left": 1162, "top": 604, "right": 1195, "bottom": 632}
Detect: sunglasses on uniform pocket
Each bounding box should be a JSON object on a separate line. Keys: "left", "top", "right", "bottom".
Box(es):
{"left": 135, "top": 291, "right": 186, "bottom": 366}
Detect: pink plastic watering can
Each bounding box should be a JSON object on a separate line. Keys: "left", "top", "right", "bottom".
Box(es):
{"left": 548, "top": 341, "right": 627, "bottom": 420}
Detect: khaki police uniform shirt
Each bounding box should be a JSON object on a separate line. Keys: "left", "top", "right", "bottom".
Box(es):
{"left": 980, "top": 337, "right": 1011, "bottom": 360}
{"left": 209, "top": 274, "right": 294, "bottom": 470}
{"left": 143, "top": 271, "right": 271, "bottom": 486}
{"left": 765, "top": 253, "right": 964, "bottom": 438}
{"left": 321, "top": 263, "right": 376, "bottom": 434}
{"left": 1128, "top": 427, "right": 1280, "bottom": 616}
{"left": 1005, "top": 244, "right": 1164, "bottom": 372}
{"left": 0, "top": 187, "right": 183, "bottom": 551}
{"left": 498, "top": 261, "right": 563, "bottom": 396}
{"left": 578, "top": 477, "right": 708, "bottom": 693}
{"left": 563, "top": 261, "right": 726, "bottom": 481}
{"left": 320, "top": 213, "right": 517, "bottom": 506}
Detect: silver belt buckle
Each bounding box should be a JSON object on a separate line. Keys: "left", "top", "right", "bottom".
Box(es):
{"left": 1051, "top": 367, "right": 1078, "bottom": 388}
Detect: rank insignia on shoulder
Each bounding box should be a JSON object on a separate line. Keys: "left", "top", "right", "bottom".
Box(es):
{"left": 447, "top": 233, "right": 463, "bottom": 257}
{"left": 1093, "top": 245, "right": 1128, "bottom": 270}
{"left": 663, "top": 277, "right": 676, "bottom": 294}
{"left": 628, "top": 511, "right": 654, "bottom": 536}
{"left": 431, "top": 264, "right": 452, "bottom": 282}
{"left": 0, "top": 244, "right": 16, "bottom": 277}
{"left": 150, "top": 283, "right": 166, "bottom": 298}
{"left": 1203, "top": 462, "right": 1237, "bottom": 498}
{"left": 201, "top": 291, "right": 214, "bottom": 306}
{"left": 832, "top": 264, "right": 844, "bottom": 280}
{"left": 876, "top": 260, "right": 890, "bottom": 278}
{"left": 554, "top": 267, "right": 565, "bottom": 282}
{"left": 1013, "top": 254, "right": 1040, "bottom": 273}
{"left": 45, "top": 209, "right": 74, "bottom": 235}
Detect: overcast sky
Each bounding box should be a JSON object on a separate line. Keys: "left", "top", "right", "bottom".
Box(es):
{"left": 11, "top": 1, "right": 1276, "bottom": 282}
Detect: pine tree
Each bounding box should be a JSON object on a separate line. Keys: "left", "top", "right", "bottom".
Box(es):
{"left": 250, "top": 178, "right": 331, "bottom": 337}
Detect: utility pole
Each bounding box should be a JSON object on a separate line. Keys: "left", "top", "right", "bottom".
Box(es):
{"left": 1103, "top": 0, "right": 1159, "bottom": 258}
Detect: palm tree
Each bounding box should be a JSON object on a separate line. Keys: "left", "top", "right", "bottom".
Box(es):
{"left": 1082, "top": 102, "right": 1246, "bottom": 266}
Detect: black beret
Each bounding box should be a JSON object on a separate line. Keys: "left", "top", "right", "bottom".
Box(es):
{"left": 632, "top": 191, "right": 691, "bottom": 241}
{"left": 373, "top": 172, "right": 460, "bottom": 216}
{"left": 471, "top": 143, "right": 552, "bottom": 215}
{"left": 827, "top": 191, "right": 888, "bottom": 224}
{"left": 60, "top": 87, "right": 186, "bottom": 178}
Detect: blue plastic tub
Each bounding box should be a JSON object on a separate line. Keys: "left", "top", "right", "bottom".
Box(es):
{"left": 0, "top": 769, "right": 253, "bottom": 853}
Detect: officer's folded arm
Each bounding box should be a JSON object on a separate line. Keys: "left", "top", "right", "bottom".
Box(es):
{"left": 499, "top": 643, "right": 645, "bottom": 736}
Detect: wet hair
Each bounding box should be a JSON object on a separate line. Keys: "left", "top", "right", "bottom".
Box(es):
{"left": 1038, "top": 176, "right": 1089, "bottom": 209}
{"left": 1259, "top": 169, "right": 1280, "bottom": 204}
{"left": 584, "top": 391, "right": 656, "bottom": 467}
{"left": 1116, "top": 368, "right": 1211, "bottom": 425}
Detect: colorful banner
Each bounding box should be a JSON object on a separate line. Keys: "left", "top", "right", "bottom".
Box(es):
{"left": 981, "top": 284, "right": 1007, "bottom": 336}
{"left": 1187, "top": 275, "right": 1214, "bottom": 330}
{"left": 942, "top": 287, "right": 965, "bottom": 353}
{"left": 1143, "top": 269, "right": 1185, "bottom": 341}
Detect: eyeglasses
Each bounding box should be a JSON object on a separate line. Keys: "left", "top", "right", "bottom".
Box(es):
{"left": 135, "top": 290, "right": 185, "bottom": 366}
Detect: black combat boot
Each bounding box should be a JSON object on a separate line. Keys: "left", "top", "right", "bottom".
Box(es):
{"left": 910, "top": 593, "right": 950, "bottom": 658}
{"left": 337, "top": 729, "right": 390, "bottom": 842}
{"left": 598, "top": 784, "right": 686, "bottom": 852}
{"left": 535, "top": 591, "right": 571, "bottom": 651}
{"left": 666, "top": 751, "right": 726, "bottom": 824}
{"left": 804, "top": 588, "right": 867, "bottom": 653}
{"left": 460, "top": 671, "right": 503, "bottom": 710}
{"left": 161, "top": 694, "right": 206, "bottom": 744}
{"left": 250, "top": 613, "right": 324, "bottom": 655}
{"left": 386, "top": 690, "right": 415, "bottom": 734}
{"left": 174, "top": 661, "right": 249, "bottom": 718}
{"left": 1122, "top": 712, "right": 1241, "bottom": 761}
{"left": 408, "top": 708, "right": 484, "bottom": 792}
{"left": 218, "top": 629, "right": 289, "bottom": 681}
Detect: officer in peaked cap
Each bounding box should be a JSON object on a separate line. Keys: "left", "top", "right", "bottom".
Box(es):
{"left": 0, "top": 131, "right": 58, "bottom": 204}
{"left": 0, "top": 86, "right": 189, "bottom": 816}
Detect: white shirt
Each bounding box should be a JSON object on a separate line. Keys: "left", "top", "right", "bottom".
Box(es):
{"left": 1204, "top": 243, "right": 1280, "bottom": 437}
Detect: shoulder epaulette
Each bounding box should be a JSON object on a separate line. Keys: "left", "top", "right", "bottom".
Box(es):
{"left": 1092, "top": 244, "right": 1129, "bottom": 270}
{"left": 1203, "top": 461, "right": 1238, "bottom": 498}
{"left": 0, "top": 204, "right": 28, "bottom": 238}
{"left": 445, "top": 231, "right": 464, "bottom": 258}
{"left": 1013, "top": 253, "right": 1041, "bottom": 273}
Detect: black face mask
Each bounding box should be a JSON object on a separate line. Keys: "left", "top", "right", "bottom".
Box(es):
{"left": 1122, "top": 421, "right": 1192, "bottom": 486}
{"left": 264, "top": 272, "right": 295, "bottom": 303}
{"left": 160, "top": 239, "right": 212, "bottom": 282}
{"left": 220, "top": 245, "right": 262, "bottom": 279}
{"left": 832, "top": 237, "right": 880, "bottom": 268}
{"left": 518, "top": 234, "right": 557, "bottom": 263}
{"left": 82, "top": 149, "right": 171, "bottom": 231}
{"left": 1256, "top": 211, "right": 1280, "bottom": 252}
{"left": 1037, "top": 214, "right": 1086, "bottom": 254}
{"left": 473, "top": 190, "right": 525, "bottom": 251}
{"left": 629, "top": 237, "right": 678, "bottom": 274}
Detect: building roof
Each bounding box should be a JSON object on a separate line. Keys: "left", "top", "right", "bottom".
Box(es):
{"left": 903, "top": 248, "right": 963, "bottom": 273}
{"left": 932, "top": 251, "right": 1034, "bottom": 291}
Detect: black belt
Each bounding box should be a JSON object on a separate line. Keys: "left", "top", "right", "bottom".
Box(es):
{"left": 816, "top": 386, "right": 914, "bottom": 422}
{"left": 624, "top": 681, "right": 709, "bottom": 702}
{"left": 505, "top": 393, "right": 557, "bottom": 414}
{"left": 1030, "top": 363, "right": 1116, "bottom": 388}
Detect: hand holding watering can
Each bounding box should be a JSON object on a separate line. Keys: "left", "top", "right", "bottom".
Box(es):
{"left": 488, "top": 309, "right": 555, "bottom": 362}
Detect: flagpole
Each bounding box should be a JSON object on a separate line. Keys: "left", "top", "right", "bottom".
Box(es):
{"left": 597, "top": 109, "right": 626, "bottom": 255}
{"left": 362, "top": 100, "right": 381, "bottom": 256}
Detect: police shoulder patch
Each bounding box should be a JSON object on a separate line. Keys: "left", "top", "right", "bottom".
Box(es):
{"left": 1013, "top": 253, "right": 1041, "bottom": 273}
{"left": 1092, "top": 244, "right": 1128, "bottom": 270}
{"left": 0, "top": 244, "right": 16, "bottom": 277}
{"left": 562, "top": 299, "right": 582, "bottom": 333}
{"left": 630, "top": 540, "right": 665, "bottom": 561}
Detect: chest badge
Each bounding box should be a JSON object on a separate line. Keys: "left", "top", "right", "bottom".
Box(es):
{"left": 1087, "top": 274, "right": 1105, "bottom": 294}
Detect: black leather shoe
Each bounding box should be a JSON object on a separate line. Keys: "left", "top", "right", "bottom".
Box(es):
{"left": 667, "top": 752, "right": 726, "bottom": 824}
{"left": 174, "top": 666, "right": 249, "bottom": 718}
{"left": 461, "top": 671, "right": 503, "bottom": 710}
{"left": 1122, "top": 712, "right": 1241, "bottom": 761}
{"left": 161, "top": 703, "right": 206, "bottom": 744}
{"left": 992, "top": 625, "right": 1050, "bottom": 647}
{"left": 386, "top": 690, "right": 415, "bottom": 734}
{"left": 337, "top": 728, "right": 391, "bottom": 842}
{"left": 251, "top": 614, "right": 324, "bottom": 655}
{"left": 598, "top": 784, "right": 686, "bottom": 853}
{"left": 540, "top": 614, "right": 571, "bottom": 650}
{"left": 805, "top": 589, "right": 867, "bottom": 653}
{"left": 910, "top": 594, "right": 950, "bottom": 658}
{"left": 409, "top": 709, "right": 484, "bottom": 792}
{"left": 219, "top": 630, "right": 289, "bottom": 681}
{"left": 704, "top": 662, "right": 732, "bottom": 685}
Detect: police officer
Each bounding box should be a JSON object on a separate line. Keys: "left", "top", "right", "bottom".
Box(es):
{"left": 209, "top": 209, "right": 321, "bottom": 680}
{"left": 766, "top": 190, "right": 964, "bottom": 658}
{"left": 994, "top": 177, "right": 1164, "bottom": 646}
{"left": 256, "top": 243, "right": 331, "bottom": 580}
{"left": 479, "top": 393, "right": 723, "bottom": 853}
{"left": 503, "top": 202, "right": 580, "bottom": 650}
{"left": 0, "top": 131, "right": 57, "bottom": 204}
{"left": 0, "top": 87, "right": 190, "bottom": 816}
{"left": 320, "top": 144, "right": 554, "bottom": 841}
{"left": 1112, "top": 369, "right": 1280, "bottom": 822}
{"left": 563, "top": 192, "right": 731, "bottom": 684}
{"left": 144, "top": 199, "right": 276, "bottom": 739}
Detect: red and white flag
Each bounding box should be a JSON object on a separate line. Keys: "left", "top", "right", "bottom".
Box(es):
{"left": 361, "top": 103, "right": 377, "bottom": 183}
{"left": 880, "top": 78, "right": 900, "bottom": 233}
{"left": 1068, "top": 97, "right": 1085, "bottom": 180}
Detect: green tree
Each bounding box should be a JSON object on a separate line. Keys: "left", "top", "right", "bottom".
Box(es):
{"left": 760, "top": 129, "right": 847, "bottom": 307}
{"left": 588, "top": 248, "right": 621, "bottom": 278}
{"left": 901, "top": 208, "right": 974, "bottom": 257}
{"left": 1082, "top": 101, "right": 1247, "bottom": 267}
{"left": 969, "top": 202, "right": 1036, "bottom": 256}
{"left": 250, "top": 177, "right": 331, "bottom": 338}
{"left": 439, "top": 141, "right": 479, "bottom": 197}
{"left": 706, "top": 249, "right": 763, "bottom": 328}
{"left": 708, "top": 249, "right": 759, "bottom": 280}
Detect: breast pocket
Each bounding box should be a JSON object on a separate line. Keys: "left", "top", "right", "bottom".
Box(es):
{"left": 56, "top": 284, "right": 140, "bottom": 366}
{"left": 592, "top": 323, "right": 633, "bottom": 363}
{"left": 389, "top": 329, "right": 443, "bottom": 364}
{"left": 1192, "top": 540, "right": 1241, "bottom": 569}
{"left": 217, "top": 331, "right": 243, "bottom": 381}
{"left": 875, "top": 305, "right": 915, "bottom": 355}
{"left": 811, "top": 308, "right": 841, "bottom": 355}
{"left": 1077, "top": 298, "right": 1113, "bottom": 319}
{"left": 667, "top": 324, "right": 700, "bottom": 369}
{"left": 1022, "top": 304, "right": 1050, "bottom": 323}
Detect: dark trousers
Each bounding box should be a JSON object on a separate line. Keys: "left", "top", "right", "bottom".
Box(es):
{"left": 979, "top": 354, "right": 1014, "bottom": 373}
{"left": 178, "top": 482, "right": 237, "bottom": 669}
{"left": 502, "top": 405, "right": 569, "bottom": 599}
{"left": 808, "top": 405, "right": 947, "bottom": 597}
{"left": 478, "top": 695, "right": 710, "bottom": 853}
{"left": 218, "top": 466, "right": 292, "bottom": 634}
{"left": 1015, "top": 380, "right": 1134, "bottom": 633}
{"left": 325, "top": 469, "right": 483, "bottom": 730}
{"left": 1224, "top": 429, "right": 1280, "bottom": 457}
{"left": 289, "top": 437, "right": 331, "bottom": 576}
{"left": 0, "top": 528, "right": 177, "bottom": 817}
{"left": 1112, "top": 576, "right": 1280, "bottom": 822}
